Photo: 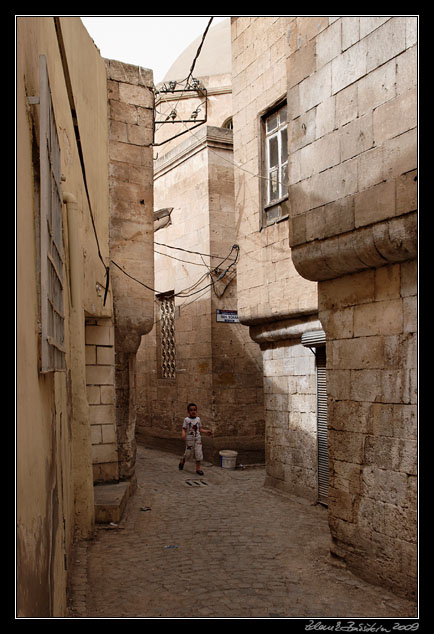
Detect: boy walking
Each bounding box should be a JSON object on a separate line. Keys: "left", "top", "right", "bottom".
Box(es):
{"left": 178, "top": 403, "right": 213, "bottom": 475}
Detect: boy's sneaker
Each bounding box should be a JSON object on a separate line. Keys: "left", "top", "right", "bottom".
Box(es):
{"left": 196, "top": 470, "right": 204, "bottom": 476}
{"left": 178, "top": 462, "right": 184, "bottom": 470}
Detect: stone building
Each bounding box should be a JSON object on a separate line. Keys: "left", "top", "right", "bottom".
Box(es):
{"left": 231, "top": 16, "right": 417, "bottom": 600}
{"left": 106, "top": 58, "right": 155, "bottom": 482}
{"left": 231, "top": 16, "right": 324, "bottom": 505}
{"left": 17, "top": 14, "right": 417, "bottom": 616}
{"left": 136, "top": 19, "right": 265, "bottom": 464}
{"left": 17, "top": 17, "right": 154, "bottom": 616}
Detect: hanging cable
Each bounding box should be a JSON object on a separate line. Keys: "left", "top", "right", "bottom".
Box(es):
{"left": 110, "top": 259, "right": 159, "bottom": 293}
{"left": 110, "top": 244, "right": 239, "bottom": 299}
{"left": 152, "top": 17, "right": 213, "bottom": 146}
{"left": 212, "top": 270, "right": 236, "bottom": 298}
{"left": 185, "top": 17, "right": 214, "bottom": 83}
{"left": 154, "top": 248, "right": 211, "bottom": 267}
{"left": 173, "top": 244, "right": 239, "bottom": 298}
{"left": 107, "top": 17, "right": 240, "bottom": 304}
{"left": 54, "top": 17, "right": 110, "bottom": 303}
{"left": 111, "top": 258, "right": 209, "bottom": 297}
{"left": 154, "top": 241, "right": 237, "bottom": 262}
{"left": 151, "top": 277, "right": 211, "bottom": 330}
{"left": 177, "top": 106, "right": 288, "bottom": 191}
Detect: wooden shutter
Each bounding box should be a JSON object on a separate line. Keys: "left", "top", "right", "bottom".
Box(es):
{"left": 39, "top": 55, "right": 66, "bottom": 372}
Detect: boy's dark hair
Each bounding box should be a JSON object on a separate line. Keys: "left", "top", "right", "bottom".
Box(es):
{"left": 187, "top": 403, "right": 197, "bottom": 411}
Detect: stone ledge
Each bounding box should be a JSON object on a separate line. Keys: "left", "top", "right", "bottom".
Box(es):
{"left": 94, "top": 481, "right": 131, "bottom": 524}
{"left": 290, "top": 211, "right": 417, "bottom": 282}
{"left": 154, "top": 125, "right": 233, "bottom": 179}
{"left": 250, "top": 314, "right": 321, "bottom": 344}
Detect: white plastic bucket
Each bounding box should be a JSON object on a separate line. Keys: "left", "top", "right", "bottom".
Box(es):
{"left": 219, "top": 450, "right": 238, "bottom": 470}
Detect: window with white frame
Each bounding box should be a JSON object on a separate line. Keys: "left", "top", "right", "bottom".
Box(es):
{"left": 262, "top": 100, "right": 289, "bottom": 226}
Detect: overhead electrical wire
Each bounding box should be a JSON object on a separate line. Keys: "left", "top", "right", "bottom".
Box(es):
{"left": 54, "top": 17, "right": 110, "bottom": 302}
{"left": 73, "top": 16, "right": 240, "bottom": 308}
{"left": 72, "top": 15, "right": 285, "bottom": 306}
{"left": 165, "top": 14, "right": 288, "bottom": 193}
{"left": 110, "top": 17, "right": 291, "bottom": 309}
{"left": 185, "top": 17, "right": 214, "bottom": 83}
{"left": 110, "top": 244, "right": 239, "bottom": 300}
{"left": 153, "top": 17, "right": 213, "bottom": 138}
{"left": 151, "top": 17, "right": 242, "bottom": 301}
{"left": 179, "top": 113, "right": 288, "bottom": 190}
{"left": 154, "top": 248, "right": 210, "bottom": 267}
{"left": 154, "top": 240, "right": 237, "bottom": 262}
{"left": 151, "top": 277, "right": 213, "bottom": 331}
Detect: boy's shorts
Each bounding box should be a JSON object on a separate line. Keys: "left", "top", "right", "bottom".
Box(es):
{"left": 183, "top": 439, "right": 203, "bottom": 462}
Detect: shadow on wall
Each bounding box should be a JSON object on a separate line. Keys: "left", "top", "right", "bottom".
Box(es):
{"left": 287, "top": 141, "right": 417, "bottom": 282}
{"left": 260, "top": 337, "right": 320, "bottom": 503}
{"left": 135, "top": 294, "right": 265, "bottom": 464}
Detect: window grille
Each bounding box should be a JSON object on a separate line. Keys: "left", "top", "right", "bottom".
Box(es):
{"left": 39, "top": 55, "right": 66, "bottom": 372}
{"left": 158, "top": 294, "right": 176, "bottom": 379}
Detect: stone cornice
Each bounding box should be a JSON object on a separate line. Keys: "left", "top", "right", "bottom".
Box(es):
{"left": 290, "top": 211, "right": 417, "bottom": 282}
{"left": 249, "top": 314, "right": 321, "bottom": 344}
{"left": 154, "top": 125, "right": 233, "bottom": 179}
{"left": 155, "top": 85, "right": 231, "bottom": 105}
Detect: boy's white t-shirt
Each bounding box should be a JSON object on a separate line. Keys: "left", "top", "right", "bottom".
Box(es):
{"left": 183, "top": 416, "right": 202, "bottom": 440}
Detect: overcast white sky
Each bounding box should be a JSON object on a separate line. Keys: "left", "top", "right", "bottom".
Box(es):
{"left": 80, "top": 15, "right": 228, "bottom": 84}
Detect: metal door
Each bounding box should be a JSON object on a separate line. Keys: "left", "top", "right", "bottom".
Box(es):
{"left": 301, "top": 331, "right": 328, "bottom": 505}
{"left": 316, "top": 346, "right": 328, "bottom": 505}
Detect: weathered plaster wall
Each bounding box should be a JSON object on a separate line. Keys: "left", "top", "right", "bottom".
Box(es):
{"left": 17, "top": 16, "right": 113, "bottom": 616}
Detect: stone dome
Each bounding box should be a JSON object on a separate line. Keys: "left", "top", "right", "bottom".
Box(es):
{"left": 163, "top": 18, "right": 231, "bottom": 81}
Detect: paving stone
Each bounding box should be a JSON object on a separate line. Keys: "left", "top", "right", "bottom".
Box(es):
{"left": 68, "top": 445, "right": 417, "bottom": 619}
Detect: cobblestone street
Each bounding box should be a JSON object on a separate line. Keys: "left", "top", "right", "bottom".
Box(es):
{"left": 68, "top": 444, "right": 417, "bottom": 619}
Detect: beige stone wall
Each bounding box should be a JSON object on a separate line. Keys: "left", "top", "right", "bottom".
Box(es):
{"left": 261, "top": 339, "right": 318, "bottom": 499}
{"left": 154, "top": 72, "right": 232, "bottom": 154}
{"left": 106, "top": 59, "right": 155, "bottom": 354}
{"left": 208, "top": 136, "right": 265, "bottom": 458}
{"left": 231, "top": 16, "right": 418, "bottom": 597}
{"left": 85, "top": 319, "right": 118, "bottom": 482}
{"left": 285, "top": 16, "right": 418, "bottom": 599}
{"left": 322, "top": 262, "right": 417, "bottom": 597}
{"left": 232, "top": 17, "right": 317, "bottom": 326}
{"left": 106, "top": 59, "right": 155, "bottom": 479}
{"left": 136, "top": 124, "right": 264, "bottom": 462}
{"left": 17, "top": 17, "right": 113, "bottom": 616}
{"left": 287, "top": 16, "right": 417, "bottom": 280}
{"left": 231, "top": 17, "right": 321, "bottom": 498}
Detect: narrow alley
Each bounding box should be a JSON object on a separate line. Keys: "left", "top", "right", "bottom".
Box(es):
{"left": 67, "top": 444, "right": 417, "bottom": 619}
